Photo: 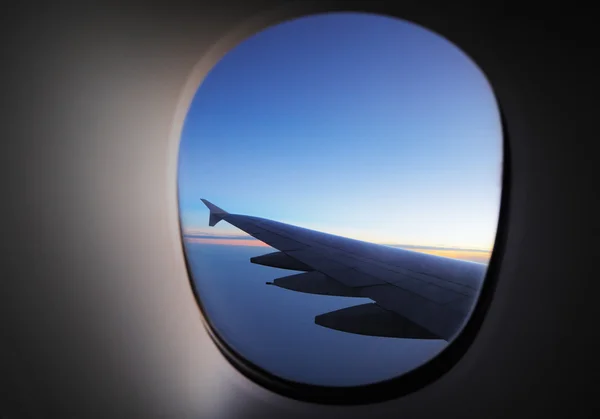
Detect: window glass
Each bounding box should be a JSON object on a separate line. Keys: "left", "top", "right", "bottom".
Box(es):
{"left": 178, "top": 12, "right": 503, "bottom": 387}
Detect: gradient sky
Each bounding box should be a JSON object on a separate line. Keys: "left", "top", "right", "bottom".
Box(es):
{"left": 178, "top": 12, "right": 503, "bottom": 250}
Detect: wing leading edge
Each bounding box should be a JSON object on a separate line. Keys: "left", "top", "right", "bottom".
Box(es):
{"left": 199, "top": 199, "right": 487, "bottom": 341}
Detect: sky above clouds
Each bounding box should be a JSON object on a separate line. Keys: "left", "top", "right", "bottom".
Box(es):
{"left": 178, "top": 12, "right": 503, "bottom": 251}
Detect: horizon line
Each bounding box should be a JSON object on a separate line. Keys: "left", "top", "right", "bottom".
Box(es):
{"left": 182, "top": 232, "right": 493, "bottom": 253}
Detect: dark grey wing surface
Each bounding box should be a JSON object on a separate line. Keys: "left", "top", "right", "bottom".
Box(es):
{"left": 200, "top": 199, "right": 488, "bottom": 341}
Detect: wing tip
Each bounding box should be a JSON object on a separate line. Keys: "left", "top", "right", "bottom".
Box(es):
{"left": 201, "top": 198, "right": 228, "bottom": 226}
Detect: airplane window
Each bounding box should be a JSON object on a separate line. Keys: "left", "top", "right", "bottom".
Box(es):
{"left": 177, "top": 12, "right": 503, "bottom": 392}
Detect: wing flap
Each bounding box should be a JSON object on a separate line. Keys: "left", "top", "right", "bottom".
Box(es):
{"left": 315, "top": 303, "right": 440, "bottom": 339}
{"left": 250, "top": 251, "right": 313, "bottom": 271}
{"left": 267, "top": 271, "right": 360, "bottom": 297}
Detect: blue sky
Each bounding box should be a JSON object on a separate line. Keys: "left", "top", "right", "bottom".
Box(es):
{"left": 178, "top": 12, "right": 503, "bottom": 250}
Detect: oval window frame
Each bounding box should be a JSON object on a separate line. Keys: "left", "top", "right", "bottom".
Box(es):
{"left": 173, "top": 6, "right": 510, "bottom": 405}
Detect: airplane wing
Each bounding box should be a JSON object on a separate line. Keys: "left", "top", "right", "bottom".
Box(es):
{"left": 200, "top": 199, "right": 488, "bottom": 341}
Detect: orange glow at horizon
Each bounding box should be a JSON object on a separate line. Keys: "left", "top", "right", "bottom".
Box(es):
{"left": 185, "top": 237, "right": 271, "bottom": 247}
{"left": 404, "top": 248, "right": 491, "bottom": 263}
{"left": 184, "top": 237, "right": 490, "bottom": 263}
